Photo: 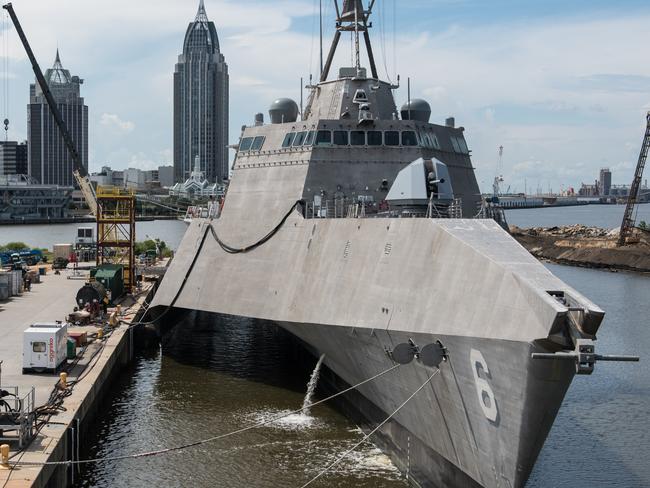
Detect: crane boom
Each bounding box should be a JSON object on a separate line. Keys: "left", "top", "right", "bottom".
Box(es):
{"left": 618, "top": 112, "right": 650, "bottom": 246}
{"left": 2, "top": 2, "right": 97, "bottom": 216}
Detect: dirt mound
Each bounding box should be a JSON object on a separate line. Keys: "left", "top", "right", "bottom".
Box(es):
{"left": 510, "top": 225, "right": 650, "bottom": 273}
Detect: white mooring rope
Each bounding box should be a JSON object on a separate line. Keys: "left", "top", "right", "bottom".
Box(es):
{"left": 299, "top": 368, "right": 441, "bottom": 488}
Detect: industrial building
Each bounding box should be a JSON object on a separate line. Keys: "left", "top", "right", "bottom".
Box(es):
{"left": 28, "top": 50, "right": 88, "bottom": 187}
{"left": 0, "top": 174, "right": 72, "bottom": 220}
{"left": 89, "top": 165, "right": 174, "bottom": 191}
{"left": 173, "top": 0, "right": 229, "bottom": 184}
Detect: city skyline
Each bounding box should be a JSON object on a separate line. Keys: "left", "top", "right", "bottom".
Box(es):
{"left": 0, "top": 1, "right": 649, "bottom": 192}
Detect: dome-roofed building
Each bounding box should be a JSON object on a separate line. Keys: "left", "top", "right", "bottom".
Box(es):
{"left": 174, "top": 0, "right": 229, "bottom": 185}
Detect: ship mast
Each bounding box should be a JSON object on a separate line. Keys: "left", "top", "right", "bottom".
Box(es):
{"left": 320, "top": 0, "right": 379, "bottom": 82}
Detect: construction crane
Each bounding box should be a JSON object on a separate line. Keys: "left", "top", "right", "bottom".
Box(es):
{"left": 618, "top": 111, "right": 650, "bottom": 247}
{"left": 2, "top": 2, "right": 97, "bottom": 216}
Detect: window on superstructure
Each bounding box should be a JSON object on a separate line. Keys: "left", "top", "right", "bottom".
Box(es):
{"left": 350, "top": 131, "right": 366, "bottom": 146}
{"left": 282, "top": 132, "right": 296, "bottom": 148}
{"left": 293, "top": 131, "right": 307, "bottom": 146}
{"left": 333, "top": 130, "right": 349, "bottom": 146}
{"left": 402, "top": 131, "right": 418, "bottom": 146}
{"left": 367, "top": 131, "right": 382, "bottom": 146}
{"left": 451, "top": 137, "right": 461, "bottom": 153}
{"left": 315, "top": 130, "right": 332, "bottom": 145}
{"left": 305, "top": 130, "right": 316, "bottom": 146}
{"left": 457, "top": 137, "right": 469, "bottom": 154}
{"left": 239, "top": 137, "right": 253, "bottom": 151}
{"left": 431, "top": 133, "right": 441, "bottom": 150}
{"left": 251, "top": 136, "right": 265, "bottom": 151}
{"left": 385, "top": 131, "right": 399, "bottom": 146}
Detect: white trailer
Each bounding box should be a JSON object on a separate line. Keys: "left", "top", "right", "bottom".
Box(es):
{"left": 22, "top": 322, "right": 68, "bottom": 373}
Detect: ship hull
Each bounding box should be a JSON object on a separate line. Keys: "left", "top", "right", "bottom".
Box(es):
{"left": 277, "top": 321, "right": 573, "bottom": 488}
{"left": 151, "top": 215, "right": 601, "bottom": 487}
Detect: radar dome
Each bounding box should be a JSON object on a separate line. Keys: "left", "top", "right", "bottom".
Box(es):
{"left": 269, "top": 98, "right": 299, "bottom": 124}
{"left": 400, "top": 99, "right": 431, "bottom": 123}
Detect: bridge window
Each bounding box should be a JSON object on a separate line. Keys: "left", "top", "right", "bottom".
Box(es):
{"left": 305, "top": 130, "right": 316, "bottom": 146}
{"left": 367, "top": 130, "right": 382, "bottom": 146}
{"left": 451, "top": 137, "right": 461, "bottom": 153}
{"left": 350, "top": 130, "right": 366, "bottom": 146}
{"left": 431, "top": 133, "right": 441, "bottom": 150}
{"left": 282, "top": 132, "right": 296, "bottom": 148}
{"left": 239, "top": 137, "right": 253, "bottom": 151}
{"left": 293, "top": 131, "right": 307, "bottom": 146}
{"left": 402, "top": 131, "right": 418, "bottom": 146}
{"left": 385, "top": 131, "right": 399, "bottom": 146}
{"left": 251, "top": 136, "right": 265, "bottom": 151}
{"left": 457, "top": 137, "right": 469, "bottom": 154}
{"left": 333, "top": 130, "right": 349, "bottom": 146}
{"left": 315, "top": 130, "right": 332, "bottom": 145}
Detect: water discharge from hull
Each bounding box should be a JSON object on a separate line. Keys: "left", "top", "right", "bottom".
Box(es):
{"left": 302, "top": 353, "right": 326, "bottom": 416}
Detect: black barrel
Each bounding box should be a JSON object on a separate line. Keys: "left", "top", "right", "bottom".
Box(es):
{"left": 75, "top": 281, "right": 106, "bottom": 308}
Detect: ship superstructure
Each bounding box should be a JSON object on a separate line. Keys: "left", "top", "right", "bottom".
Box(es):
{"left": 152, "top": 2, "right": 629, "bottom": 487}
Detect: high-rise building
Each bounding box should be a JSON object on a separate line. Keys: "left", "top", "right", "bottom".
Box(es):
{"left": 174, "top": 0, "right": 229, "bottom": 184}
{"left": 599, "top": 168, "right": 612, "bottom": 196}
{"left": 28, "top": 50, "right": 88, "bottom": 186}
{"left": 0, "top": 140, "right": 27, "bottom": 176}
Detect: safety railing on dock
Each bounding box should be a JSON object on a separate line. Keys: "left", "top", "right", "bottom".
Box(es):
{"left": 0, "top": 385, "right": 36, "bottom": 448}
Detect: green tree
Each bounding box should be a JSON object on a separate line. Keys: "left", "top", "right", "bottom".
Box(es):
{"left": 0, "top": 241, "right": 29, "bottom": 251}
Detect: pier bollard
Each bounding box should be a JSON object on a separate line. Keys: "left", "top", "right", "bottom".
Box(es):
{"left": 59, "top": 372, "right": 68, "bottom": 389}
{"left": 97, "top": 328, "right": 104, "bottom": 339}
{"left": 0, "top": 444, "right": 9, "bottom": 469}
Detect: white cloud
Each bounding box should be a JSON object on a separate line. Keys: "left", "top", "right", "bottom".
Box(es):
{"left": 100, "top": 113, "right": 135, "bottom": 132}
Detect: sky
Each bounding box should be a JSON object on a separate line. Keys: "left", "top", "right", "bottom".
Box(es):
{"left": 1, "top": 0, "right": 650, "bottom": 194}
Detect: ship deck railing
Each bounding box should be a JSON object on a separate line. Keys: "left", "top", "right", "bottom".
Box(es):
{"left": 303, "top": 198, "right": 464, "bottom": 220}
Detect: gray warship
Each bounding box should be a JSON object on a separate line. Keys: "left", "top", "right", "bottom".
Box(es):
{"left": 151, "top": 2, "right": 633, "bottom": 486}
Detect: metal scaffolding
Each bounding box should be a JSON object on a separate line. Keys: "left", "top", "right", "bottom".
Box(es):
{"left": 96, "top": 186, "right": 136, "bottom": 293}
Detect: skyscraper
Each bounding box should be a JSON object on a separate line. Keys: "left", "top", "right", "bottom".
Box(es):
{"left": 0, "top": 141, "right": 27, "bottom": 176}
{"left": 28, "top": 50, "right": 88, "bottom": 186}
{"left": 174, "top": 0, "right": 229, "bottom": 184}
{"left": 599, "top": 167, "right": 612, "bottom": 196}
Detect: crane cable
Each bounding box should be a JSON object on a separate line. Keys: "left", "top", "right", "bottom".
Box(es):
{"left": 300, "top": 368, "right": 441, "bottom": 487}
{"left": 4, "top": 363, "right": 402, "bottom": 468}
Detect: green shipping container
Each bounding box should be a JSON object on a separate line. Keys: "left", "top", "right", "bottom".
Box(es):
{"left": 90, "top": 264, "right": 124, "bottom": 302}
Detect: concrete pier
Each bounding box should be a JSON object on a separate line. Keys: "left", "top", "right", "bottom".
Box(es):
{"left": 0, "top": 268, "right": 155, "bottom": 487}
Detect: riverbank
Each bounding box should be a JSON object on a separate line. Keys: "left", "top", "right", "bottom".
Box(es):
{"left": 511, "top": 224, "right": 650, "bottom": 273}
{"left": 0, "top": 265, "right": 161, "bottom": 487}
{"left": 0, "top": 215, "right": 180, "bottom": 225}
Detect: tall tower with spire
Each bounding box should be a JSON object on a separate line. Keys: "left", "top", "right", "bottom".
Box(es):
{"left": 174, "top": 0, "right": 229, "bottom": 184}
{"left": 28, "top": 49, "right": 88, "bottom": 186}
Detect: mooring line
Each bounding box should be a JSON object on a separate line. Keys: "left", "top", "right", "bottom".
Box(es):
{"left": 5, "top": 363, "right": 401, "bottom": 468}
{"left": 299, "top": 368, "right": 441, "bottom": 488}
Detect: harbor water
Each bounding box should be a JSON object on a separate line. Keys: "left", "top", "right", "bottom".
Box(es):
{"left": 2, "top": 208, "right": 649, "bottom": 487}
